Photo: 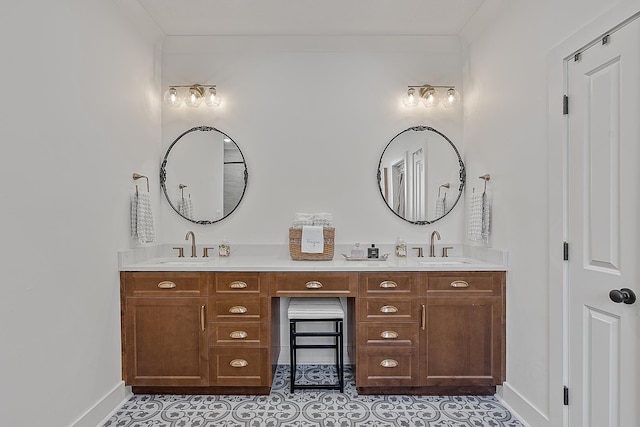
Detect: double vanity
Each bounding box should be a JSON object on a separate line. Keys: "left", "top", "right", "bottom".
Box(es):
{"left": 119, "top": 250, "right": 507, "bottom": 396}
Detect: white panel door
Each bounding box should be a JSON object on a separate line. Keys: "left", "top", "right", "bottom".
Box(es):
{"left": 567, "top": 17, "right": 640, "bottom": 427}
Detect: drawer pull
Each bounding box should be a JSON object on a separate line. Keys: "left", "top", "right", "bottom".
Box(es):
{"left": 229, "top": 281, "right": 248, "bottom": 289}
{"left": 450, "top": 280, "right": 470, "bottom": 288}
{"left": 380, "top": 359, "right": 398, "bottom": 368}
{"left": 200, "top": 305, "right": 206, "bottom": 332}
{"left": 305, "top": 281, "right": 323, "bottom": 289}
{"left": 230, "top": 359, "right": 248, "bottom": 368}
{"left": 380, "top": 331, "right": 398, "bottom": 339}
{"left": 379, "top": 281, "right": 398, "bottom": 289}
{"left": 230, "top": 331, "right": 248, "bottom": 339}
{"left": 380, "top": 305, "right": 398, "bottom": 313}
{"left": 157, "top": 281, "right": 176, "bottom": 289}
{"left": 229, "top": 306, "right": 248, "bottom": 314}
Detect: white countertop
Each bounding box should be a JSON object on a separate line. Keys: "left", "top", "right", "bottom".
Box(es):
{"left": 119, "top": 244, "right": 508, "bottom": 272}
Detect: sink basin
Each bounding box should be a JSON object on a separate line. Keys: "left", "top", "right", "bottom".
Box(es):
{"left": 150, "top": 258, "right": 213, "bottom": 266}
{"left": 418, "top": 258, "right": 471, "bottom": 266}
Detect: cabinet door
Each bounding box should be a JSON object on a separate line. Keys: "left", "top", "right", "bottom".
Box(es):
{"left": 422, "top": 297, "right": 503, "bottom": 387}
{"left": 124, "top": 297, "right": 208, "bottom": 386}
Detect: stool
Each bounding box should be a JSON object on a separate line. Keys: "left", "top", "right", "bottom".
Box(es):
{"left": 288, "top": 297, "right": 344, "bottom": 393}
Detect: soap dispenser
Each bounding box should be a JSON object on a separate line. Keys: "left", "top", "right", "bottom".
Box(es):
{"left": 367, "top": 244, "right": 379, "bottom": 259}
{"left": 350, "top": 243, "right": 364, "bottom": 259}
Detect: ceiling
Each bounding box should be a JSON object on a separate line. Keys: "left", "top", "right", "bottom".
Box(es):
{"left": 136, "top": 0, "right": 486, "bottom": 36}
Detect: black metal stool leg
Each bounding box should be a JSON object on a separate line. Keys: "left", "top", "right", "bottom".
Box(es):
{"left": 290, "top": 321, "right": 296, "bottom": 393}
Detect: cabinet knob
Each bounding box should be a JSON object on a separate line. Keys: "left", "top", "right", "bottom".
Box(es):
{"left": 229, "top": 306, "right": 248, "bottom": 314}
{"left": 379, "top": 281, "right": 398, "bottom": 288}
{"left": 230, "top": 359, "right": 248, "bottom": 368}
{"left": 305, "top": 281, "right": 323, "bottom": 289}
{"left": 157, "top": 281, "right": 176, "bottom": 289}
{"left": 380, "top": 305, "right": 398, "bottom": 313}
{"left": 230, "top": 331, "right": 248, "bottom": 339}
{"left": 380, "top": 331, "right": 398, "bottom": 339}
{"left": 450, "top": 280, "right": 470, "bottom": 288}
{"left": 229, "top": 281, "right": 248, "bottom": 289}
{"left": 380, "top": 359, "right": 398, "bottom": 368}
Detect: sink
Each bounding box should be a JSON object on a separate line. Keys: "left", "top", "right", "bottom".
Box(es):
{"left": 418, "top": 258, "right": 471, "bottom": 266}
{"left": 150, "top": 258, "right": 213, "bottom": 266}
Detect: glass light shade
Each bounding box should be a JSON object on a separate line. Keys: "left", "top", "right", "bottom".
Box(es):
{"left": 420, "top": 87, "right": 439, "bottom": 108}
{"left": 402, "top": 88, "right": 419, "bottom": 108}
{"left": 204, "top": 87, "right": 221, "bottom": 107}
{"left": 442, "top": 88, "right": 461, "bottom": 108}
{"left": 163, "top": 87, "right": 182, "bottom": 108}
{"left": 184, "top": 86, "right": 204, "bottom": 107}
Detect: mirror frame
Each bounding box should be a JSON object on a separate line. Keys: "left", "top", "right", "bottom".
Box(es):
{"left": 377, "top": 125, "right": 465, "bottom": 225}
{"left": 160, "top": 125, "right": 248, "bottom": 225}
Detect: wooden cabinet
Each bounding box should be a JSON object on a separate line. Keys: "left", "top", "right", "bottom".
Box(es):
{"left": 356, "top": 271, "right": 505, "bottom": 394}
{"left": 121, "top": 271, "right": 274, "bottom": 394}
{"left": 121, "top": 272, "right": 208, "bottom": 387}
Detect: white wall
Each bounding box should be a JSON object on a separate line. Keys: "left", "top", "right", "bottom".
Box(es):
{"left": 460, "top": 0, "right": 631, "bottom": 425}
{"left": 0, "top": 1, "right": 162, "bottom": 426}
{"left": 160, "top": 36, "right": 466, "bottom": 249}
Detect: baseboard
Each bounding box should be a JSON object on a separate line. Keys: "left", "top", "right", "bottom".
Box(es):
{"left": 71, "top": 381, "right": 131, "bottom": 427}
{"left": 498, "top": 382, "right": 549, "bottom": 427}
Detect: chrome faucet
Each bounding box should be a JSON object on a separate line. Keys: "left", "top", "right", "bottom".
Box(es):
{"left": 429, "top": 231, "right": 441, "bottom": 257}
{"left": 185, "top": 231, "right": 196, "bottom": 257}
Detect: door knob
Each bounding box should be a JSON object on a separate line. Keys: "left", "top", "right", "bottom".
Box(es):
{"left": 609, "top": 288, "right": 636, "bottom": 305}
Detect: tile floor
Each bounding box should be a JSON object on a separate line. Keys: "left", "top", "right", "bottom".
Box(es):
{"left": 103, "top": 365, "right": 526, "bottom": 427}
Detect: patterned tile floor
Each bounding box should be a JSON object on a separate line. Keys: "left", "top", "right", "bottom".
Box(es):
{"left": 103, "top": 365, "right": 526, "bottom": 426}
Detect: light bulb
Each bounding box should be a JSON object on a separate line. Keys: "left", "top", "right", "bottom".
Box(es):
{"left": 420, "top": 86, "right": 439, "bottom": 108}
{"left": 163, "top": 87, "right": 182, "bottom": 108}
{"left": 442, "top": 88, "right": 460, "bottom": 108}
{"left": 204, "top": 86, "right": 221, "bottom": 107}
{"left": 402, "top": 88, "right": 419, "bottom": 108}
{"left": 184, "top": 86, "right": 204, "bottom": 107}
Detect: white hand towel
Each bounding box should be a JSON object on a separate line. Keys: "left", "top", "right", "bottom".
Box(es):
{"left": 481, "top": 192, "right": 491, "bottom": 242}
{"left": 131, "top": 191, "right": 156, "bottom": 243}
{"left": 301, "top": 225, "right": 324, "bottom": 253}
{"left": 313, "top": 212, "right": 334, "bottom": 228}
{"left": 468, "top": 192, "right": 483, "bottom": 242}
{"left": 293, "top": 212, "right": 314, "bottom": 228}
{"left": 178, "top": 198, "right": 194, "bottom": 220}
{"left": 435, "top": 197, "right": 446, "bottom": 217}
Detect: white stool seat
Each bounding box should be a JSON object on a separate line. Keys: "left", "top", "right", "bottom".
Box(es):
{"left": 288, "top": 297, "right": 344, "bottom": 319}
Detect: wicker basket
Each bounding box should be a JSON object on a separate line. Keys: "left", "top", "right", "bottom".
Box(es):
{"left": 289, "top": 227, "right": 335, "bottom": 261}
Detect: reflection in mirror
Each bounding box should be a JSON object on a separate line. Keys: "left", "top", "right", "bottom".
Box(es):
{"left": 160, "top": 126, "right": 248, "bottom": 225}
{"left": 377, "top": 126, "right": 465, "bottom": 225}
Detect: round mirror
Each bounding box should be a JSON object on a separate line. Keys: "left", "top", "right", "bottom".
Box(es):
{"left": 160, "top": 126, "right": 248, "bottom": 225}
{"left": 377, "top": 126, "right": 465, "bottom": 225}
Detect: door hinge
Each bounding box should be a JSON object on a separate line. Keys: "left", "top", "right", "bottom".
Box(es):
{"left": 563, "top": 242, "right": 569, "bottom": 261}
{"left": 563, "top": 95, "right": 569, "bottom": 115}
{"left": 564, "top": 386, "right": 569, "bottom": 405}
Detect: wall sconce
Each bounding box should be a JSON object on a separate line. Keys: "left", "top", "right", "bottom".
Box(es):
{"left": 403, "top": 85, "right": 460, "bottom": 109}
{"left": 163, "top": 84, "right": 221, "bottom": 108}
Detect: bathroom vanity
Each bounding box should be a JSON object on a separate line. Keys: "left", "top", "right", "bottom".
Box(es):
{"left": 119, "top": 254, "right": 506, "bottom": 396}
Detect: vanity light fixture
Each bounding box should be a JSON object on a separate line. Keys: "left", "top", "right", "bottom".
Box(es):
{"left": 163, "top": 84, "right": 221, "bottom": 108}
{"left": 403, "top": 85, "right": 460, "bottom": 109}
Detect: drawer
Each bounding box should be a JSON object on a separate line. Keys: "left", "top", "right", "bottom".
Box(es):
{"left": 210, "top": 347, "right": 270, "bottom": 386}
{"left": 358, "top": 322, "right": 419, "bottom": 347}
{"left": 425, "top": 272, "right": 504, "bottom": 297}
{"left": 358, "top": 298, "right": 418, "bottom": 322}
{"left": 270, "top": 272, "right": 357, "bottom": 297}
{"left": 208, "top": 297, "right": 268, "bottom": 322}
{"left": 359, "top": 272, "right": 419, "bottom": 296}
{"left": 357, "top": 347, "right": 419, "bottom": 387}
{"left": 123, "top": 272, "right": 205, "bottom": 297}
{"left": 209, "top": 322, "right": 269, "bottom": 347}
{"left": 211, "top": 272, "right": 268, "bottom": 296}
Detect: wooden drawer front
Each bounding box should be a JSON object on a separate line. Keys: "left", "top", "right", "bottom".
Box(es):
{"left": 359, "top": 322, "right": 419, "bottom": 347}
{"left": 425, "top": 272, "right": 503, "bottom": 297}
{"left": 211, "top": 272, "right": 268, "bottom": 296}
{"left": 359, "top": 272, "right": 419, "bottom": 296}
{"left": 124, "top": 272, "right": 205, "bottom": 297}
{"left": 210, "top": 347, "right": 270, "bottom": 386}
{"left": 359, "top": 298, "right": 417, "bottom": 321}
{"left": 270, "top": 272, "right": 357, "bottom": 297}
{"left": 357, "top": 348, "right": 419, "bottom": 387}
{"left": 209, "top": 323, "right": 269, "bottom": 347}
{"left": 209, "top": 297, "right": 268, "bottom": 321}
